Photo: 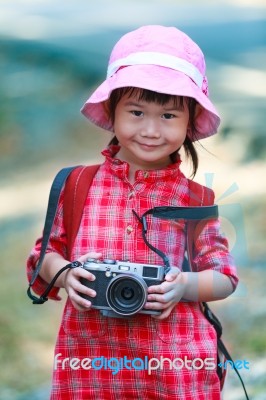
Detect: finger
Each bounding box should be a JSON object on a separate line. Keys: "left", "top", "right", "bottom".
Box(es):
{"left": 68, "top": 287, "right": 92, "bottom": 311}
{"left": 67, "top": 269, "right": 97, "bottom": 297}
{"left": 147, "top": 289, "right": 175, "bottom": 304}
{"left": 151, "top": 304, "right": 176, "bottom": 320}
{"left": 148, "top": 280, "right": 175, "bottom": 294}
{"left": 144, "top": 299, "right": 172, "bottom": 310}
{"left": 150, "top": 285, "right": 186, "bottom": 304}
{"left": 71, "top": 279, "right": 97, "bottom": 298}
{"left": 64, "top": 268, "right": 96, "bottom": 298}
{"left": 71, "top": 266, "right": 96, "bottom": 282}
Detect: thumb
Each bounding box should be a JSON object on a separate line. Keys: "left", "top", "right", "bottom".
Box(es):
{"left": 77, "top": 252, "right": 102, "bottom": 263}
{"left": 165, "top": 267, "right": 181, "bottom": 282}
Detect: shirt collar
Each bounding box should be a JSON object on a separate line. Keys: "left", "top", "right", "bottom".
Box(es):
{"left": 101, "top": 145, "right": 183, "bottom": 182}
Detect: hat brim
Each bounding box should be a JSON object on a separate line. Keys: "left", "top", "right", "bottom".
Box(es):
{"left": 81, "top": 65, "right": 220, "bottom": 141}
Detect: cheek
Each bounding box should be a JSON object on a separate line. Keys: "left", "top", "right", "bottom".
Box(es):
{"left": 114, "top": 117, "right": 135, "bottom": 139}
{"left": 178, "top": 119, "right": 189, "bottom": 138}
{"left": 169, "top": 121, "right": 188, "bottom": 139}
{"left": 114, "top": 123, "right": 132, "bottom": 144}
{"left": 167, "top": 123, "right": 188, "bottom": 144}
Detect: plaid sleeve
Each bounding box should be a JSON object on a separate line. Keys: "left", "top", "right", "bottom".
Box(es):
{"left": 26, "top": 191, "right": 67, "bottom": 300}
{"left": 192, "top": 217, "right": 239, "bottom": 290}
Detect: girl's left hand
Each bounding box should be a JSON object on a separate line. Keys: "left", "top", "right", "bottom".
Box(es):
{"left": 144, "top": 267, "right": 186, "bottom": 320}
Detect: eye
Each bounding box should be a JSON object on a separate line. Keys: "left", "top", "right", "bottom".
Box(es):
{"left": 162, "top": 113, "right": 175, "bottom": 120}
{"left": 131, "top": 110, "right": 143, "bottom": 117}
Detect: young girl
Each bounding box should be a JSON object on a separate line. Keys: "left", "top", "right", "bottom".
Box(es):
{"left": 27, "top": 25, "right": 238, "bottom": 399}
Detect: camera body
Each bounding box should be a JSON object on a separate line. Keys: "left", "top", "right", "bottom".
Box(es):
{"left": 80, "top": 259, "right": 165, "bottom": 317}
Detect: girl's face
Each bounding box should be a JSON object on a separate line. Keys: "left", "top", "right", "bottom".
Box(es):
{"left": 113, "top": 92, "right": 190, "bottom": 170}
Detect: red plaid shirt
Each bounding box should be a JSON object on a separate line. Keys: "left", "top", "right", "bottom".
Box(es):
{"left": 27, "top": 146, "right": 238, "bottom": 400}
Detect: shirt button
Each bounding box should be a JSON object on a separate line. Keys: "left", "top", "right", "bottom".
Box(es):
{"left": 143, "top": 171, "right": 149, "bottom": 179}
{"left": 128, "top": 190, "right": 134, "bottom": 199}
{"left": 126, "top": 225, "right": 134, "bottom": 234}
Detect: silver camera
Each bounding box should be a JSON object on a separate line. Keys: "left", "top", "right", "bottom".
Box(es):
{"left": 80, "top": 259, "right": 165, "bottom": 317}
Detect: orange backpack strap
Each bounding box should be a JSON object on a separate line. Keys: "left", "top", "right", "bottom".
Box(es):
{"left": 63, "top": 164, "right": 100, "bottom": 258}
{"left": 186, "top": 179, "right": 215, "bottom": 271}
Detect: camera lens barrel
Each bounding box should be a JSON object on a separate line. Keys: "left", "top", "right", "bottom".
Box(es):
{"left": 106, "top": 274, "right": 147, "bottom": 316}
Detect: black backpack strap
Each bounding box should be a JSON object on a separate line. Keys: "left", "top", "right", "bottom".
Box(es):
{"left": 27, "top": 166, "right": 80, "bottom": 303}
{"left": 202, "top": 303, "right": 249, "bottom": 399}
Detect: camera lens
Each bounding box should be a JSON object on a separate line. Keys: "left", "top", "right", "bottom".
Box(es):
{"left": 106, "top": 274, "right": 147, "bottom": 316}
{"left": 121, "top": 287, "right": 134, "bottom": 300}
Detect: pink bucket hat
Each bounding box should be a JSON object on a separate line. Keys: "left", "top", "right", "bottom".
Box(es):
{"left": 81, "top": 25, "right": 220, "bottom": 140}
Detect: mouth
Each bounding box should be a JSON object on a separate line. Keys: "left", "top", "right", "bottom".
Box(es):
{"left": 137, "top": 142, "right": 161, "bottom": 149}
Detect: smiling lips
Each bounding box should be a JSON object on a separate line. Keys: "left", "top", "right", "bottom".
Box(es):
{"left": 137, "top": 142, "right": 162, "bottom": 150}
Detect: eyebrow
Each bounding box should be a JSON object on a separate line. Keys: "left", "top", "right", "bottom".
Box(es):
{"left": 123, "top": 101, "right": 181, "bottom": 111}
{"left": 162, "top": 106, "right": 181, "bottom": 111}
{"left": 124, "top": 101, "right": 143, "bottom": 107}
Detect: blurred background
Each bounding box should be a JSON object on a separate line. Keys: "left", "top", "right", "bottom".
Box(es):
{"left": 0, "top": 0, "right": 265, "bottom": 399}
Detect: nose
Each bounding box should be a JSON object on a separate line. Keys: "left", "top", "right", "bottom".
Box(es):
{"left": 140, "top": 118, "right": 160, "bottom": 138}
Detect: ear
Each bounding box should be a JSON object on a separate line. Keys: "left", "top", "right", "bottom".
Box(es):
{"left": 103, "top": 99, "right": 111, "bottom": 119}
{"left": 195, "top": 103, "right": 203, "bottom": 119}
{"left": 186, "top": 102, "right": 202, "bottom": 140}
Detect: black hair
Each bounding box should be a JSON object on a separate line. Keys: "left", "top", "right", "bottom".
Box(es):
{"left": 107, "top": 87, "right": 199, "bottom": 177}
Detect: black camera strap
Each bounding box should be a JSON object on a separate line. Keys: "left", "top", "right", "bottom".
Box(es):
{"left": 27, "top": 166, "right": 81, "bottom": 304}
{"left": 142, "top": 205, "right": 218, "bottom": 220}
{"left": 132, "top": 204, "right": 218, "bottom": 273}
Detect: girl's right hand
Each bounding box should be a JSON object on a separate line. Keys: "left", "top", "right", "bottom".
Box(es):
{"left": 63, "top": 252, "right": 102, "bottom": 311}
